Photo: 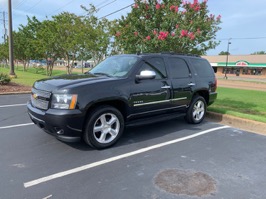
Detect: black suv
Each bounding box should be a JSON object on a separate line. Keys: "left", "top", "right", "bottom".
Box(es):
{"left": 27, "top": 53, "right": 217, "bottom": 149}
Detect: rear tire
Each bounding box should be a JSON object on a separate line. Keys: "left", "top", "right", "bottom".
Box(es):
{"left": 185, "top": 96, "right": 206, "bottom": 124}
{"left": 83, "top": 106, "right": 124, "bottom": 149}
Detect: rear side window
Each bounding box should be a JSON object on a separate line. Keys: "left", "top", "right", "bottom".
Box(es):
{"left": 168, "top": 57, "right": 190, "bottom": 78}
{"left": 190, "top": 58, "right": 214, "bottom": 77}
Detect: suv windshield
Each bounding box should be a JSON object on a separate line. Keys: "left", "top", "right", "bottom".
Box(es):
{"left": 90, "top": 56, "right": 140, "bottom": 77}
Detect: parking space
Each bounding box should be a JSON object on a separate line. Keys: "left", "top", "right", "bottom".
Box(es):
{"left": 1, "top": 94, "right": 266, "bottom": 199}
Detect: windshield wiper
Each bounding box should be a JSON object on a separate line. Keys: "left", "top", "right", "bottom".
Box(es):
{"left": 92, "top": 72, "right": 112, "bottom": 77}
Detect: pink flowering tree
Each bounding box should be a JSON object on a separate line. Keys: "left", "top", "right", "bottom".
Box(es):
{"left": 112, "top": 0, "right": 221, "bottom": 54}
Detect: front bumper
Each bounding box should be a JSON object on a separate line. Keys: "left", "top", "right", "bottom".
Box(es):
{"left": 27, "top": 101, "right": 85, "bottom": 142}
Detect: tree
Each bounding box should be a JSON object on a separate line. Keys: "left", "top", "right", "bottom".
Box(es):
{"left": 251, "top": 51, "right": 266, "bottom": 55}
{"left": 82, "top": 5, "right": 113, "bottom": 65}
{"left": 219, "top": 51, "right": 230, "bottom": 55}
{"left": 113, "top": 0, "right": 221, "bottom": 54}
{"left": 14, "top": 17, "right": 43, "bottom": 71}
{"left": 52, "top": 12, "right": 91, "bottom": 74}
{"left": 35, "top": 19, "right": 61, "bottom": 76}
{"left": 0, "top": 42, "right": 9, "bottom": 67}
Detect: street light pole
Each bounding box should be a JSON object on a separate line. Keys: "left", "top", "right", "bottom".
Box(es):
{"left": 8, "top": 0, "right": 16, "bottom": 77}
{"left": 224, "top": 39, "right": 231, "bottom": 79}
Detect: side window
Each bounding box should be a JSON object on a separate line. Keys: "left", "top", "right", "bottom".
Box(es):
{"left": 190, "top": 58, "right": 214, "bottom": 77}
{"left": 147, "top": 58, "right": 167, "bottom": 78}
{"left": 138, "top": 57, "right": 167, "bottom": 79}
{"left": 168, "top": 57, "right": 190, "bottom": 78}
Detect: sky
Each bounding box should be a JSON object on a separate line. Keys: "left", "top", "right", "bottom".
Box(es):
{"left": 0, "top": 0, "right": 266, "bottom": 55}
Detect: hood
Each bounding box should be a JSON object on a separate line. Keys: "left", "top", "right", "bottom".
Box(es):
{"left": 34, "top": 74, "right": 113, "bottom": 92}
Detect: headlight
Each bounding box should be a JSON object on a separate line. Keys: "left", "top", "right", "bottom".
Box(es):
{"left": 51, "top": 94, "right": 78, "bottom": 109}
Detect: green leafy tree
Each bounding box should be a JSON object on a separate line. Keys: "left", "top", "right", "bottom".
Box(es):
{"left": 14, "top": 17, "right": 43, "bottom": 71}
{"left": 0, "top": 42, "right": 8, "bottom": 67}
{"left": 82, "top": 5, "right": 113, "bottom": 65}
{"left": 52, "top": 12, "right": 88, "bottom": 74}
{"left": 113, "top": 0, "right": 221, "bottom": 54}
{"left": 251, "top": 51, "right": 266, "bottom": 55}
{"left": 219, "top": 51, "right": 230, "bottom": 55}
{"left": 35, "top": 19, "right": 61, "bottom": 76}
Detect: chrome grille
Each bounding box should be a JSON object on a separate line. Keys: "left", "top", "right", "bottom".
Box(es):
{"left": 31, "top": 88, "right": 51, "bottom": 110}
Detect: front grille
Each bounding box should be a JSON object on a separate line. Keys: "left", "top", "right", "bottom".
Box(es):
{"left": 31, "top": 88, "right": 51, "bottom": 110}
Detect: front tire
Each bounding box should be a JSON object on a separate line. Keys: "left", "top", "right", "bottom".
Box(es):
{"left": 185, "top": 96, "right": 206, "bottom": 124}
{"left": 83, "top": 106, "right": 124, "bottom": 149}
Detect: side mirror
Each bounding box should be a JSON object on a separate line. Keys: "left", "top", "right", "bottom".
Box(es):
{"left": 136, "top": 70, "right": 156, "bottom": 81}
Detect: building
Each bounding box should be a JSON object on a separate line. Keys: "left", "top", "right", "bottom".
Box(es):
{"left": 202, "top": 55, "right": 266, "bottom": 76}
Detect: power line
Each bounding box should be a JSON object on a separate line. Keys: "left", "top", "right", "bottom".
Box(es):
{"left": 14, "top": 0, "right": 28, "bottom": 9}
{"left": 95, "top": 0, "right": 110, "bottom": 7}
{"left": 97, "top": 0, "right": 117, "bottom": 10}
{"left": 47, "top": 0, "right": 78, "bottom": 16}
{"left": 24, "top": 0, "right": 42, "bottom": 13}
{"left": 99, "top": 3, "right": 134, "bottom": 19}
{"left": 219, "top": 37, "right": 266, "bottom": 41}
{"left": 81, "top": 0, "right": 117, "bottom": 16}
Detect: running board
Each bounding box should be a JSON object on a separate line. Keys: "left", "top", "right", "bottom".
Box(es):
{"left": 126, "top": 112, "right": 186, "bottom": 127}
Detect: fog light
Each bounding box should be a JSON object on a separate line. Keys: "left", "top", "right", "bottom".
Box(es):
{"left": 56, "top": 129, "right": 64, "bottom": 135}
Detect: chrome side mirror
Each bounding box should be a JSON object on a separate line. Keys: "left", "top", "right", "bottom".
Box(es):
{"left": 136, "top": 70, "right": 156, "bottom": 81}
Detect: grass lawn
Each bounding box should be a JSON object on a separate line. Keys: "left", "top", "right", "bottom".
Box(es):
{"left": 208, "top": 87, "right": 266, "bottom": 123}
{"left": 0, "top": 66, "right": 84, "bottom": 86}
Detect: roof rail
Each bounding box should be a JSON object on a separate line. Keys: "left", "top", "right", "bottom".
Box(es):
{"left": 160, "top": 52, "right": 201, "bottom": 57}
{"left": 136, "top": 52, "right": 201, "bottom": 57}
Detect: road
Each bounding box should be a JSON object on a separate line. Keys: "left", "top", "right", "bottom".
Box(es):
{"left": 1, "top": 94, "right": 266, "bottom": 199}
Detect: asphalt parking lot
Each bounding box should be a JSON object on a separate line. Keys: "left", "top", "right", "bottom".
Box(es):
{"left": 1, "top": 94, "right": 266, "bottom": 199}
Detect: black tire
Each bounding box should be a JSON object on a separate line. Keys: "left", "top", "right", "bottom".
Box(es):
{"left": 83, "top": 105, "right": 124, "bottom": 149}
{"left": 185, "top": 95, "right": 206, "bottom": 124}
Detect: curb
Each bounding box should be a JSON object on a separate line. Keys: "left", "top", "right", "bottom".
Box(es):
{"left": 0, "top": 91, "right": 31, "bottom": 95}
{"left": 206, "top": 111, "right": 266, "bottom": 136}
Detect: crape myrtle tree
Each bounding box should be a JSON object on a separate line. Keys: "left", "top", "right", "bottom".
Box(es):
{"left": 35, "top": 19, "right": 61, "bottom": 76}
{"left": 14, "top": 17, "right": 43, "bottom": 71}
{"left": 52, "top": 12, "right": 86, "bottom": 75}
{"left": 113, "top": 0, "right": 221, "bottom": 54}
{"left": 81, "top": 5, "right": 113, "bottom": 66}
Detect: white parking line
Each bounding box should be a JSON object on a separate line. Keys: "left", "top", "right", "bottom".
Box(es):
{"left": 24, "top": 125, "right": 230, "bottom": 188}
{"left": 0, "top": 123, "right": 34, "bottom": 130}
{"left": 0, "top": 104, "right": 27, "bottom": 108}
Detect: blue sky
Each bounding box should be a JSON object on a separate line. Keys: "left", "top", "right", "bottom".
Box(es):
{"left": 0, "top": 0, "right": 266, "bottom": 55}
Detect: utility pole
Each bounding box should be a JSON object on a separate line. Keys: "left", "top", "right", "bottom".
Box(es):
{"left": 8, "top": 0, "right": 16, "bottom": 77}
{"left": 3, "top": 11, "right": 7, "bottom": 42}
{"left": 224, "top": 38, "right": 231, "bottom": 80}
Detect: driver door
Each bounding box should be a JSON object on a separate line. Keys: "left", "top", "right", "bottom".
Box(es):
{"left": 129, "top": 57, "right": 173, "bottom": 119}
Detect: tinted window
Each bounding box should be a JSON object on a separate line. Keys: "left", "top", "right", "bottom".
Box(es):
{"left": 168, "top": 57, "right": 190, "bottom": 78}
{"left": 139, "top": 57, "right": 167, "bottom": 79}
{"left": 190, "top": 58, "right": 214, "bottom": 77}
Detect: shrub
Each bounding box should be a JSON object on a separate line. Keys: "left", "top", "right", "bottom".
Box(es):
{"left": 0, "top": 73, "right": 11, "bottom": 85}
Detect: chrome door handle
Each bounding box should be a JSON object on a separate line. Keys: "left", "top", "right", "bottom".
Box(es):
{"left": 188, "top": 83, "right": 196, "bottom": 86}
{"left": 161, "top": 85, "right": 171, "bottom": 89}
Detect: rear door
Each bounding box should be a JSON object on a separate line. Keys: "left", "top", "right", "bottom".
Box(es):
{"left": 166, "top": 57, "right": 194, "bottom": 108}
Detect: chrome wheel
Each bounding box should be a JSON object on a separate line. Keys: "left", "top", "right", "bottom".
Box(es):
{"left": 93, "top": 113, "right": 120, "bottom": 144}
{"left": 192, "top": 100, "right": 205, "bottom": 121}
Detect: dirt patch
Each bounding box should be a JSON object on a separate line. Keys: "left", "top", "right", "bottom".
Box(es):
{"left": 154, "top": 169, "right": 216, "bottom": 197}
{"left": 0, "top": 82, "right": 31, "bottom": 94}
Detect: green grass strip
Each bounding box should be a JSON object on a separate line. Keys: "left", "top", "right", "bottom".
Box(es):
{"left": 208, "top": 87, "right": 266, "bottom": 123}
